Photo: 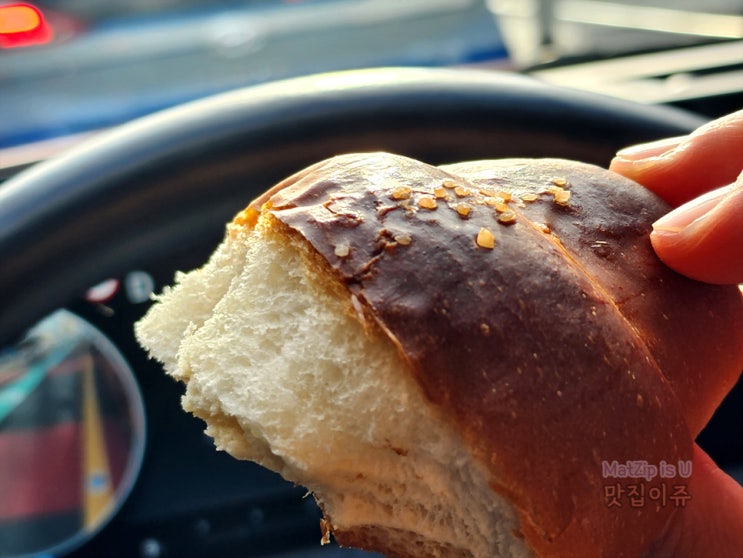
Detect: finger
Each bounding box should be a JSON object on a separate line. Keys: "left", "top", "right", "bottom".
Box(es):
{"left": 649, "top": 174, "right": 743, "bottom": 284}
{"left": 648, "top": 444, "right": 743, "bottom": 558}
{"left": 610, "top": 110, "right": 743, "bottom": 207}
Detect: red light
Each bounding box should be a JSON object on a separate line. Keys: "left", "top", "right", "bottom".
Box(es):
{"left": 0, "top": 3, "right": 54, "bottom": 48}
{"left": 0, "top": 4, "right": 40, "bottom": 32}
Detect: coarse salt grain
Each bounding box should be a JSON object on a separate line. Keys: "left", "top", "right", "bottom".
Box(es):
{"left": 496, "top": 190, "right": 512, "bottom": 202}
{"left": 454, "top": 185, "right": 472, "bottom": 198}
{"left": 390, "top": 186, "right": 412, "bottom": 200}
{"left": 433, "top": 187, "right": 448, "bottom": 199}
{"left": 334, "top": 244, "right": 350, "bottom": 258}
{"left": 418, "top": 196, "right": 437, "bottom": 210}
{"left": 476, "top": 227, "right": 495, "bottom": 249}
{"left": 455, "top": 203, "right": 472, "bottom": 217}
{"left": 554, "top": 189, "right": 571, "bottom": 206}
{"left": 395, "top": 233, "right": 412, "bottom": 246}
{"left": 497, "top": 211, "right": 517, "bottom": 225}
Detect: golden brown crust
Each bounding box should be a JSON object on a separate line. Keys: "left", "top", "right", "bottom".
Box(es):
{"left": 445, "top": 160, "right": 743, "bottom": 439}
{"left": 247, "top": 152, "right": 743, "bottom": 558}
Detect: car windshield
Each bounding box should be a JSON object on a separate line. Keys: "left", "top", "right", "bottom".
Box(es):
{"left": 0, "top": 0, "right": 741, "bottom": 151}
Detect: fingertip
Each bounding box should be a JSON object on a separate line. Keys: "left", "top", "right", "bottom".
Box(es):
{"left": 611, "top": 110, "right": 743, "bottom": 207}
{"left": 613, "top": 136, "right": 687, "bottom": 160}
{"left": 609, "top": 152, "right": 695, "bottom": 208}
{"left": 650, "top": 183, "right": 743, "bottom": 284}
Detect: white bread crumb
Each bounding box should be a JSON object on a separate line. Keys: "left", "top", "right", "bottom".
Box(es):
{"left": 135, "top": 216, "right": 532, "bottom": 558}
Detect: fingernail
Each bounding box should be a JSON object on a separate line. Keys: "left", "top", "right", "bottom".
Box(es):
{"left": 614, "top": 136, "right": 686, "bottom": 161}
{"left": 652, "top": 183, "right": 735, "bottom": 233}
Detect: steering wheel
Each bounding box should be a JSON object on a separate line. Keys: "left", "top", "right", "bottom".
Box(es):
{"left": 0, "top": 67, "right": 705, "bottom": 344}
{"left": 2, "top": 68, "right": 730, "bottom": 558}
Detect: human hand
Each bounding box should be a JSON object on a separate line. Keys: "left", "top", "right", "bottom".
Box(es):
{"left": 610, "top": 111, "right": 743, "bottom": 557}
{"left": 609, "top": 110, "right": 743, "bottom": 284}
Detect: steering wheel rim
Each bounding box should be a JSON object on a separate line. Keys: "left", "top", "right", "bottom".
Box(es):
{"left": 0, "top": 67, "right": 705, "bottom": 345}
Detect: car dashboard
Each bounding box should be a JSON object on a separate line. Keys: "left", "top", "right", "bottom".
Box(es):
{"left": 0, "top": 2, "right": 742, "bottom": 558}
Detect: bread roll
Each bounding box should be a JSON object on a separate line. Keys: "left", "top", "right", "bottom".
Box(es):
{"left": 135, "top": 153, "right": 743, "bottom": 558}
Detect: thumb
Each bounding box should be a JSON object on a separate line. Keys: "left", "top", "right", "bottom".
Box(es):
{"left": 649, "top": 444, "right": 743, "bottom": 558}
{"left": 648, "top": 174, "right": 743, "bottom": 284}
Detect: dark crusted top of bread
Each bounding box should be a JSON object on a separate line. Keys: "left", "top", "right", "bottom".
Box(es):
{"left": 240, "top": 152, "right": 743, "bottom": 557}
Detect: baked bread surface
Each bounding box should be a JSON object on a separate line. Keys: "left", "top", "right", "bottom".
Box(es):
{"left": 137, "top": 152, "right": 743, "bottom": 558}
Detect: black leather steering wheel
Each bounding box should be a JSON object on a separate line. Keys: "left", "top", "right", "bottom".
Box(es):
{"left": 0, "top": 68, "right": 705, "bottom": 346}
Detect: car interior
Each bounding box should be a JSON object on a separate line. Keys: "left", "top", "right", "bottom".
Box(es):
{"left": 0, "top": 1, "right": 741, "bottom": 557}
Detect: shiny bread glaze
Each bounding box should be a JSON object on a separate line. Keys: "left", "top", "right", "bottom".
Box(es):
{"left": 242, "top": 152, "right": 742, "bottom": 558}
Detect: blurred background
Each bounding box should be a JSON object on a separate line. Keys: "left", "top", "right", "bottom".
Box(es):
{"left": 1, "top": 0, "right": 741, "bottom": 158}
{"left": 0, "top": 2, "right": 741, "bottom": 557}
